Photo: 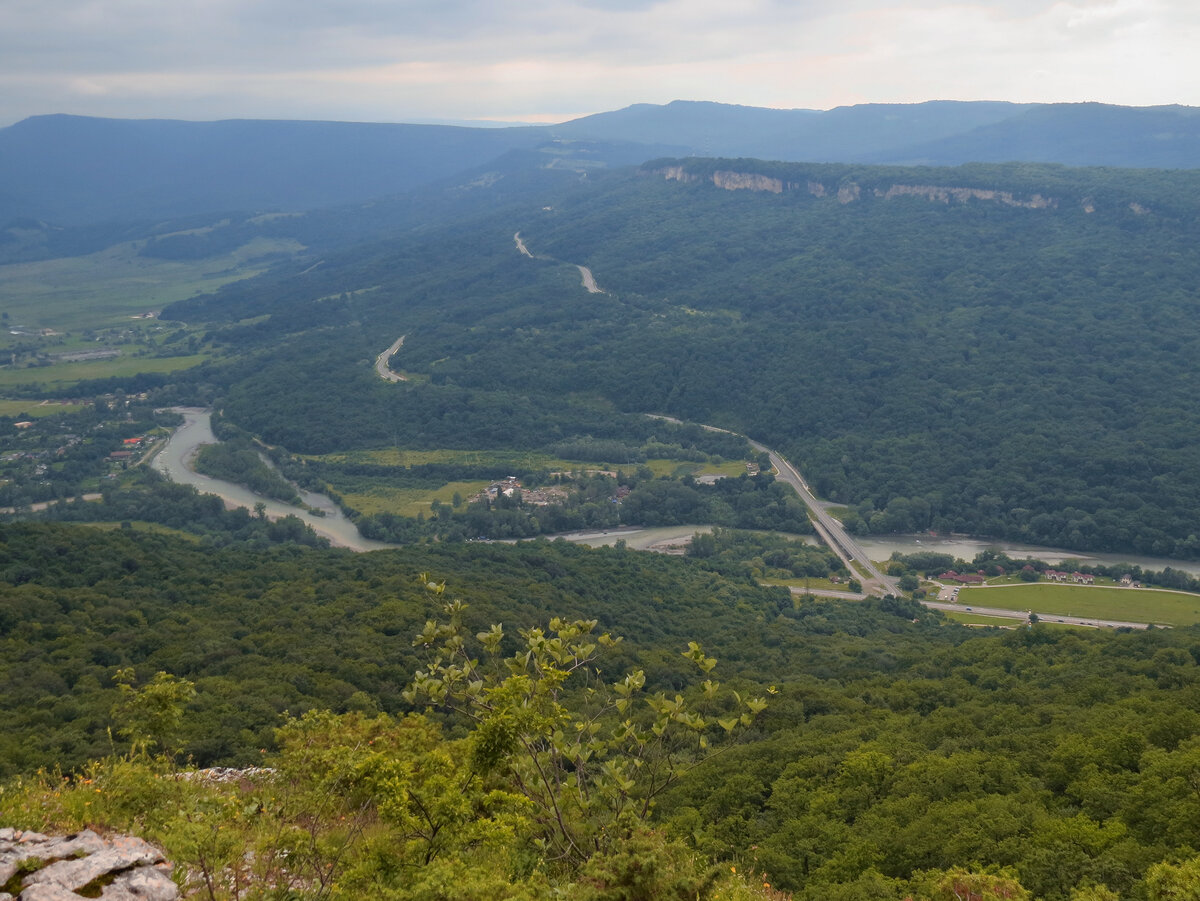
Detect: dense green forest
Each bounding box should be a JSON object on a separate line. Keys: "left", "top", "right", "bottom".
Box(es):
{"left": 11, "top": 112, "right": 1200, "bottom": 901}
{"left": 133, "top": 157, "right": 1200, "bottom": 561}
{"left": 6, "top": 522, "right": 1200, "bottom": 898}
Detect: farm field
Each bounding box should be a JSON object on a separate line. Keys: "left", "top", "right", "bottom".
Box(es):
{"left": 0, "top": 353, "right": 208, "bottom": 392}
{"left": 76, "top": 521, "right": 203, "bottom": 542}
{"left": 312, "top": 447, "right": 586, "bottom": 469}
{"left": 0, "top": 236, "right": 300, "bottom": 339}
{"left": 311, "top": 447, "right": 747, "bottom": 479}
{"left": 336, "top": 479, "right": 491, "bottom": 517}
{"left": 320, "top": 452, "right": 750, "bottom": 521}
{"left": 0, "top": 399, "right": 85, "bottom": 417}
{"left": 940, "top": 610, "right": 1015, "bottom": 627}
{"left": 957, "top": 582, "right": 1200, "bottom": 626}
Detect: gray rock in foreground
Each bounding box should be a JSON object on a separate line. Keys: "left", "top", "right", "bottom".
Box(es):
{"left": 0, "top": 828, "right": 177, "bottom": 901}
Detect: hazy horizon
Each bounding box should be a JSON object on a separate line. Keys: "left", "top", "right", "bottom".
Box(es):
{"left": 2, "top": 1, "right": 1195, "bottom": 127}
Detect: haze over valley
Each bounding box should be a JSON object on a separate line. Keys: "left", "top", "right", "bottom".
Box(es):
{"left": 4, "top": 8, "right": 1200, "bottom": 893}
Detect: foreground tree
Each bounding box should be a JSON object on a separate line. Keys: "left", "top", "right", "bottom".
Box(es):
{"left": 404, "top": 577, "right": 766, "bottom": 867}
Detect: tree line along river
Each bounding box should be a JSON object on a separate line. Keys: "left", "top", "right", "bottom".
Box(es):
{"left": 150, "top": 407, "right": 1200, "bottom": 578}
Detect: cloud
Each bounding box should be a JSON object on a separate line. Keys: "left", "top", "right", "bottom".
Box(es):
{"left": 0, "top": 0, "right": 1195, "bottom": 124}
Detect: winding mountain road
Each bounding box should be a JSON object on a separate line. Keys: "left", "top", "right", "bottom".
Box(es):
{"left": 375, "top": 335, "right": 407, "bottom": 382}
{"left": 514, "top": 231, "right": 604, "bottom": 293}
{"left": 576, "top": 264, "right": 603, "bottom": 294}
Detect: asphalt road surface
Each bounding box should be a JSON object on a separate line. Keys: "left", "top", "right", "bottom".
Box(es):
{"left": 922, "top": 600, "right": 1151, "bottom": 630}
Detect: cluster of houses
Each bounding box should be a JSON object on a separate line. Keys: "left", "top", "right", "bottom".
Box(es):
{"left": 1043, "top": 569, "right": 1095, "bottom": 584}
{"left": 938, "top": 568, "right": 1097, "bottom": 585}
{"left": 472, "top": 477, "right": 572, "bottom": 507}
{"left": 109, "top": 436, "right": 148, "bottom": 462}
{"left": 936, "top": 567, "right": 1142, "bottom": 588}
{"left": 471, "top": 475, "right": 633, "bottom": 508}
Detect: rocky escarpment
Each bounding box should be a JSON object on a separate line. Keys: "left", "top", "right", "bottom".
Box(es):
{"left": 648, "top": 165, "right": 1058, "bottom": 210}
{"left": 0, "top": 828, "right": 177, "bottom": 901}
{"left": 658, "top": 165, "right": 801, "bottom": 195}
{"left": 875, "top": 183, "right": 1055, "bottom": 209}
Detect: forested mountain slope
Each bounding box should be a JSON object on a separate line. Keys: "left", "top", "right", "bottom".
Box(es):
{"left": 557, "top": 100, "right": 1200, "bottom": 168}
{"left": 3, "top": 100, "right": 1196, "bottom": 227}
{"left": 0, "top": 114, "right": 681, "bottom": 226}
{"left": 6, "top": 522, "right": 1200, "bottom": 900}
{"left": 156, "top": 158, "right": 1200, "bottom": 559}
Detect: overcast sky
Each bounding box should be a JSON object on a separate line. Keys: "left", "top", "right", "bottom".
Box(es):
{"left": 0, "top": 0, "right": 1195, "bottom": 126}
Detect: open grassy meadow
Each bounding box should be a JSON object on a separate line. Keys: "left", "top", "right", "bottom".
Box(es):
{"left": 336, "top": 479, "right": 491, "bottom": 517}
{"left": 0, "top": 353, "right": 208, "bottom": 393}
{"left": 313, "top": 447, "right": 594, "bottom": 470}
{"left": 958, "top": 582, "right": 1200, "bottom": 626}
{"left": 0, "top": 236, "right": 300, "bottom": 338}
{"left": 76, "top": 521, "right": 203, "bottom": 542}
{"left": 314, "top": 448, "right": 750, "bottom": 519}
{"left": 0, "top": 399, "right": 85, "bottom": 417}
{"left": 311, "top": 447, "right": 749, "bottom": 478}
{"left": 940, "top": 610, "right": 1015, "bottom": 627}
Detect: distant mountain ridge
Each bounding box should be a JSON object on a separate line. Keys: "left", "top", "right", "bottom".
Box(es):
{"left": 1, "top": 100, "right": 1197, "bottom": 226}
{"left": 0, "top": 114, "right": 551, "bottom": 225}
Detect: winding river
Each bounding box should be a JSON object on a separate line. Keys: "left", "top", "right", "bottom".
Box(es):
{"left": 151, "top": 408, "right": 394, "bottom": 551}
{"left": 854, "top": 534, "right": 1200, "bottom": 578}
{"left": 149, "top": 409, "right": 1200, "bottom": 576}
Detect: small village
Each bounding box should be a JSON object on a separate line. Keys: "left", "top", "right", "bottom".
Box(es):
{"left": 937, "top": 566, "right": 1139, "bottom": 588}
{"left": 470, "top": 475, "right": 630, "bottom": 508}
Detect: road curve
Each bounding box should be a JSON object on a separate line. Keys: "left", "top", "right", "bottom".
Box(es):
{"left": 375, "top": 335, "right": 407, "bottom": 382}
{"left": 514, "top": 230, "right": 603, "bottom": 293}
{"left": 577, "top": 265, "right": 603, "bottom": 294}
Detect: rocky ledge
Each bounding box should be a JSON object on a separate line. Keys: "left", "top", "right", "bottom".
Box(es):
{"left": 0, "top": 828, "right": 177, "bottom": 901}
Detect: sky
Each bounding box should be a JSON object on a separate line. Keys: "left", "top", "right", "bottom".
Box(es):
{"left": 0, "top": 0, "right": 1195, "bottom": 127}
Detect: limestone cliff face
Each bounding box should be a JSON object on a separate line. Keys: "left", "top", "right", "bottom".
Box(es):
{"left": 711, "top": 171, "right": 786, "bottom": 194}
{"left": 874, "top": 184, "right": 1056, "bottom": 209}
{"left": 658, "top": 166, "right": 699, "bottom": 184}
{"left": 646, "top": 165, "right": 1067, "bottom": 212}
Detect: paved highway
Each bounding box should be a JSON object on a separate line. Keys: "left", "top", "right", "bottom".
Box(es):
{"left": 374, "top": 335, "right": 407, "bottom": 382}
{"left": 748, "top": 440, "right": 899, "bottom": 596}
{"left": 922, "top": 600, "right": 1151, "bottom": 630}
{"left": 653, "top": 412, "right": 899, "bottom": 597}
{"left": 652, "top": 416, "right": 1165, "bottom": 625}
